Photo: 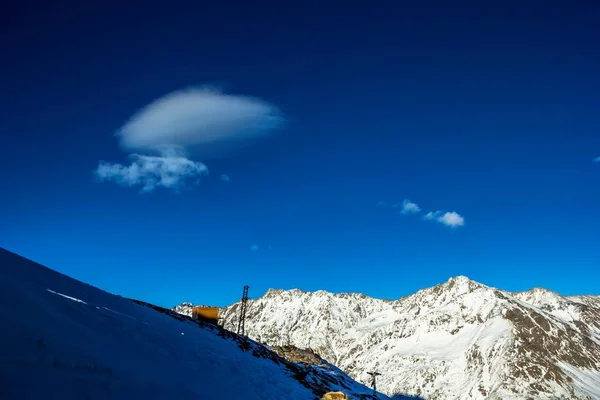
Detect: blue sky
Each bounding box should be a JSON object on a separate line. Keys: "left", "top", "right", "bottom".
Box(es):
{"left": 1, "top": 1, "right": 599, "bottom": 308}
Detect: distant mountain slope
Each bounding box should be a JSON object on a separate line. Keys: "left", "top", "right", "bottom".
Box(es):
{"left": 0, "top": 248, "right": 391, "bottom": 400}
{"left": 178, "top": 276, "right": 600, "bottom": 400}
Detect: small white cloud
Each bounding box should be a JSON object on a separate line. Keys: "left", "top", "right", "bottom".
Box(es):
{"left": 250, "top": 245, "right": 259, "bottom": 251}
{"left": 424, "top": 210, "right": 465, "bottom": 227}
{"left": 95, "top": 150, "right": 208, "bottom": 193}
{"left": 438, "top": 211, "right": 465, "bottom": 227}
{"left": 400, "top": 199, "right": 421, "bottom": 214}
{"left": 594, "top": 156, "right": 600, "bottom": 163}
{"left": 220, "top": 174, "right": 231, "bottom": 182}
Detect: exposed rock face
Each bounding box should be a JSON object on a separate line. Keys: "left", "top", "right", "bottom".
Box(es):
{"left": 271, "top": 345, "right": 326, "bottom": 366}
{"left": 174, "top": 277, "right": 600, "bottom": 400}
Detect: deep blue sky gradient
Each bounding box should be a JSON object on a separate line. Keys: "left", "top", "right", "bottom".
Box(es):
{"left": 2, "top": 1, "right": 599, "bottom": 307}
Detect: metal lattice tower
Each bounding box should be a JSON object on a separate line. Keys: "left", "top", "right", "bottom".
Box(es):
{"left": 367, "top": 371, "right": 381, "bottom": 395}
{"left": 236, "top": 285, "right": 249, "bottom": 336}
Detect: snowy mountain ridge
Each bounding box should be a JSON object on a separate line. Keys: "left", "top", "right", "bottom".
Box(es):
{"left": 175, "top": 276, "right": 600, "bottom": 400}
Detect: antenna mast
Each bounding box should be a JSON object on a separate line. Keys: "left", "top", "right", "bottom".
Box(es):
{"left": 367, "top": 371, "right": 381, "bottom": 395}
{"left": 236, "top": 285, "right": 250, "bottom": 336}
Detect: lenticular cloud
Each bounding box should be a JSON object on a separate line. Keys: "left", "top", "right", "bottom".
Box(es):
{"left": 117, "top": 87, "right": 282, "bottom": 153}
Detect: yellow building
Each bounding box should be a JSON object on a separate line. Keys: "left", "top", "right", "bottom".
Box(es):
{"left": 191, "top": 306, "right": 219, "bottom": 324}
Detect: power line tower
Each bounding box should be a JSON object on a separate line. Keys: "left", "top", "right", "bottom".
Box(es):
{"left": 236, "top": 285, "right": 249, "bottom": 336}
{"left": 367, "top": 371, "right": 381, "bottom": 396}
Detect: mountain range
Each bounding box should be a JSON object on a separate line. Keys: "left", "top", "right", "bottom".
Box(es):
{"left": 173, "top": 276, "right": 600, "bottom": 400}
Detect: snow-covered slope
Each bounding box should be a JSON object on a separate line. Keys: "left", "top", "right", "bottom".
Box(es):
{"left": 197, "top": 276, "right": 600, "bottom": 400}
{"left": 0, "top": 248, "right": 391, "bottom": 400}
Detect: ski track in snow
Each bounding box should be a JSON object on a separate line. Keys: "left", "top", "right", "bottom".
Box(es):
{"left": 47, "top": 288, "right": 87, "bottom": 304}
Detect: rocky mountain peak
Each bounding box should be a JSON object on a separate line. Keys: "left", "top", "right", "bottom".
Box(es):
{"left": 409, "top": 276, "right": 490, "bottom": 301}
{"left": 442, "top": 275, "right": 487, "bottom": 293}
{"left": 398, "top": 276, "right": 498, "bottom": 319}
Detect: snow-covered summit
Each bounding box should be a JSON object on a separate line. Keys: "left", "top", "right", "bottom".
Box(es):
{"left": 444, "top": 274, "right": 484, "bottom": 287}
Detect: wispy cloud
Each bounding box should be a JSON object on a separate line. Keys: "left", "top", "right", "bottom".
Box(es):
{"left": 250, "top": 245, "right": 259, "bottom": 252}
{"left": 95, "top": 86, "right": 281, "bottom": 192}
{"left": 594, "top": 156, "right": 600, "bottom": 163}
{"left": 220, "top": 174, "right": 231, "bottom": 182}
{"left": 424, "top": 211, "right": 439, "bottom": 220}
{"left": 95, "top": 151, "right": 208, "bottom": 193}
{"left": 424, "top": 210, "right": 465, "bottom": 227}
{"left": 376, "top": 201, "right": 386, "bottom": 207}
{"left": 378, "top": 198, "right": 465, "bottom": 228}
{"left": 399, "top": 199, "right": 421, "bottom": 214}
